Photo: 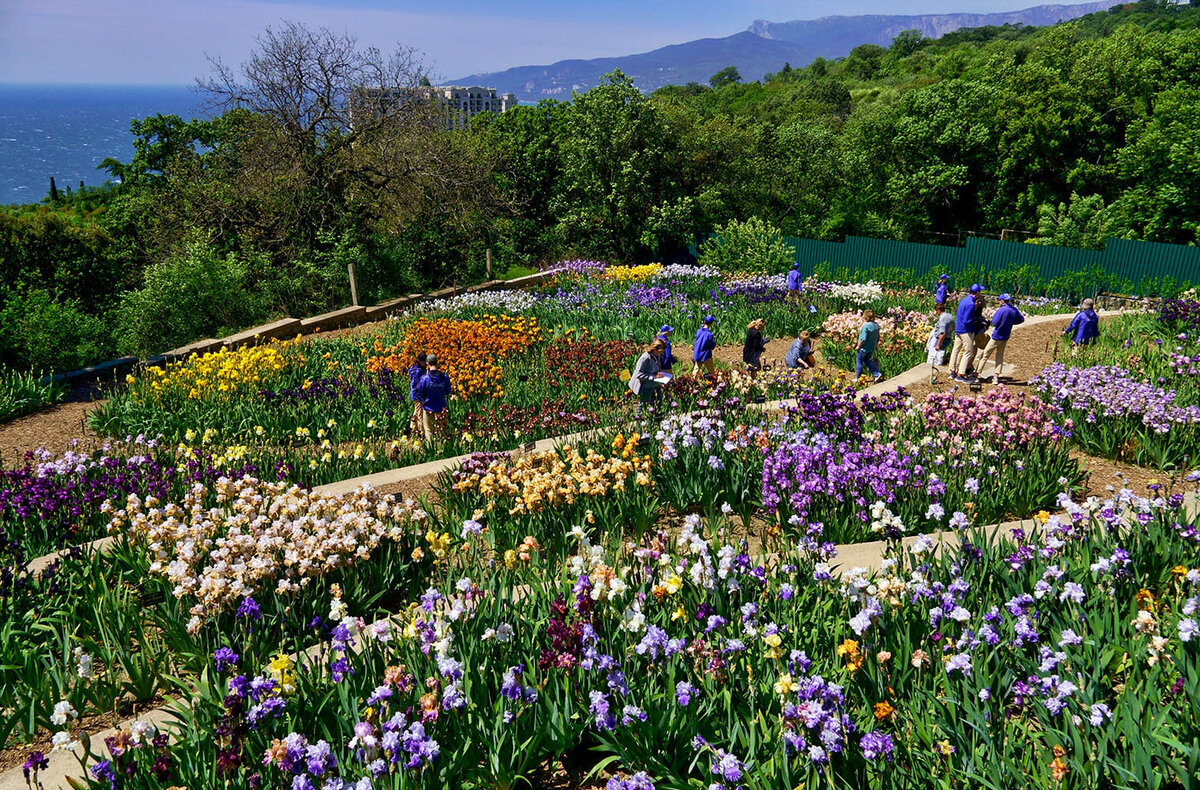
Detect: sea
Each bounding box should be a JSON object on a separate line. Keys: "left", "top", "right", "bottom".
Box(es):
{"left": 0, "top": 84, "right": 210, "bottom": 206}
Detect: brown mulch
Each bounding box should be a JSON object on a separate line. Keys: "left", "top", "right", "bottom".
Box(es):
{"left": 0, "top": 386, "right": 106, "bottom": 468}
{"left": 903, "top": 317, "right": 1072, "bottom": 403}
{"left": 1074, "top": 449, "right": 1178, "bottom": 500}
{"left": 376, "top": 473, "right": 441, "bottom": 505}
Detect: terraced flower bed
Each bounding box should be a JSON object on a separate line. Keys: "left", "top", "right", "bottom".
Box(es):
{"left": 4, "top": 266, "right": 1194, "bottom": 790}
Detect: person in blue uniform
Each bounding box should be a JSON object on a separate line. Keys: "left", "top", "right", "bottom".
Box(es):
{"left": 976, "top": 293, "right": 1025, "bottom": 384}
{"left": 950, "top": 284, "right": 984, "bottom": 382}
{"left": 1064, "top": 299, "right": 1100, "bottom": 345}
{"left": 693, "top": 315, "right": 717, "bottom": 376}
{"left": 414, "top": 354, "right": 453, "bottom": 443}
{"left": 656, "top": 325, "right": 676, "bottom": 371}
{"left": 786, "top": 263, "right": 803, "bottom": 303}
{"left": 934, "top": 274, "right": 949, "bottom": 307}
{"left": 407, "top": 352, "right": 427, "bottom": 436}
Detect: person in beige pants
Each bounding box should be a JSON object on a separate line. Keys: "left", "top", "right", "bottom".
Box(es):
{"left": 976, "top": 293, "right": 1024, "bottom": 383}
{"left": 949, "top": 284, "right": 985, "bottom": 382}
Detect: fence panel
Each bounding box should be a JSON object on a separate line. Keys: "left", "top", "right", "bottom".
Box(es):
{"left": 691, "top": 233, "right": 1199, "bottom": 295}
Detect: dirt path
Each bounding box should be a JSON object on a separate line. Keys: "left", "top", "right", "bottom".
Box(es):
{"left": 0, "top": 393, "right": 104, "bottom": 467}
{"left": 902, "top": 315, "right": 1071, "bottom": 403}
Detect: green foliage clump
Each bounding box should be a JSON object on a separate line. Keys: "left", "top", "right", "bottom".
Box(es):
{"left": 699, "top": 217, "right": 794, "bottom": 273}
{"left": 115, "top": 241, "right": 267, "bottom": 357}
{"left": 0, "top": 288, "right": 114, "bottom": 373}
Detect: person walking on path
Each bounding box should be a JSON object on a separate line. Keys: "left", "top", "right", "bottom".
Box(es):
{"left": 1064, "top": 298, "right": 1100, "bottom": 346}
{"left": 855, "top": 310, "right": 883, "bottom": 381}
{"left": 693, "top": 315, "right": 717, "bottom": 376}
{"left": 414, "top": 354, "right": 453, "bottom": 443}
{"left": 743, "top": 319, "right": 768, "bottom": 373}
{"left": 925, "top": 307, "right": 955, "bottom": 384}
{"left": 976, "top": 293, "right": 1024, "bottom": 384}
{"left": 785, "top": 331, "right": 817, "bottom": 370}
{"left": 629, "top": 338, "right": 667, "bottom": 418}
{"left": 786, "top": 262, "right": 803, "bottom": 304}
{"left": 934, "top": 273, "right": 949, "bottom": 308}
{"left": 656, "top": 325, "right": 677, "bottom": 371}
{"left": 950, "top": 284, "right": 985, "bottom": 382}
{"left": 407, "top": 351, "right": 427, "bottom": 437}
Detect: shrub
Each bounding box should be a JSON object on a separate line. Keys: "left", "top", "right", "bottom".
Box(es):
{"left": 0, "top": 287, "right": 114, "bottom": 372}
{"left": 115, "top": 240, "right": 267, "bottom": 356}
{"left": 698, "top": 216, "right": 794, "bottom": 273}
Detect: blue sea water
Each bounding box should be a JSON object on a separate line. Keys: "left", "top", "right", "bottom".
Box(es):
{"left": 0, "top": 84, "right": 210, "bottom": 205}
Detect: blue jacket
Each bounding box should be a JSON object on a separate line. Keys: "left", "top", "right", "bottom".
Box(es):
{"left": 787, "top": 269, "right": 803, "bottom": 291}
{"left": 656, "top": 333, "right": 676, "bottom": 369}
{"left": 990, "top": 303, "right": 1025, "bottom": 341}
{"left": 785, "top": 338, "right": 812, "bottom": 368}
{"left": 408, "top": 364, "right": 425, "bottom": 402}
{"left": 1066, "top": 309, "right": 1100, "bottom": 344}
{"left": 934, "top": 282, "right": 948, "bottom": 304}
{"left": 415, "top": 370, "right": 452, "bottom": 413}
{"left": 693, "top": 327, "right": 716, "bottom": 362}
{"left": 954, "top": 295, "right": 976, "bottom": 335}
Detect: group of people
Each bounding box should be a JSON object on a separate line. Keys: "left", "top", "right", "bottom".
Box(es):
{"left": 406, "top": 353, "right": 453, "bottom": 442}
{"left": 629, "top": 311, "right": 826, "bottom": 417}
{"left": 927, "top": 274, "right": 1102, "bottom": 384}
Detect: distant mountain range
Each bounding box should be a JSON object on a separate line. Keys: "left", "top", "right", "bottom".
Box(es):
{"left": 454, "top": 1, "right": 1120, "bottom": 102}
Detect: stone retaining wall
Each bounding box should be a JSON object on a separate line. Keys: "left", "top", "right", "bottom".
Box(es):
{"left": 41, "top": 270, "right": 559, "bottom": 387}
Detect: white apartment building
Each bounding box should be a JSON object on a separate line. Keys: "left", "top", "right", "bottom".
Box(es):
{"left": 354, "top": 85, "right": 518, "bottom": 129}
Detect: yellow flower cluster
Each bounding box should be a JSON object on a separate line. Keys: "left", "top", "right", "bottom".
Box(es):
{"left": 602, "top": 263, "right": 663, "bottom": 283}
{"left": 104, "top": 477, "right": 428, "bottom": 626}
{"left": 267, "top": 653, "right": 297, "bottom": 696}
{"left": 126, "top": 341, "right": 299, "bottom": 403}
{"left": 452, "top": 443, "right": 653, "bottom": 515}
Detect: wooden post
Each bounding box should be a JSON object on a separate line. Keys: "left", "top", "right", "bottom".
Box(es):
{"left": 486, "top": 248, "right": 493, "bottom": 280}
{"left": 348, "top": 263, "right": 359, "bottom": 306}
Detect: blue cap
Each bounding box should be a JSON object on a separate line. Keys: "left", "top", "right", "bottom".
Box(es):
{"left": 939, "top": 274, "right": 949, "bottom": 280}
{"left": 659, "top": 325, "right": 674, "bottom": 334}
{"left": 998, "top": 293, "right": 1012, "bottom": 302}
{"left": 791, "top": 262, "right": 800, "bottom": 269}
{"left": 704, "top": 315, "right": 716, "bottom": 324}
{"left": 970, "top": 284, "right": 984, "bottom": 294}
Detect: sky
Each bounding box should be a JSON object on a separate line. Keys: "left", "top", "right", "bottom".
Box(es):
{"left": 0, "top": 0, "right": 1100, "bottom": 84}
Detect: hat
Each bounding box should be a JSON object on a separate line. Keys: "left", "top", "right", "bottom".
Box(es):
{"left": 998, "top": 293, "right": 1012, "bottom": 302}
{"left": 939, "top": 274, "right": 949, "bottom": 280}
{"left": 969, "top": 284, "right": 984, "bottom": 294}
{"left": 659, "top": 325, "right": 674, "bottom": 334}
{"left": 703, "top": 315, "right": 715, "bottom": 324}
{"left": 791, "top": 262, "right": 800, "bottom": 269}
{"left": 426, "top": 353, "right": 438, "bottom": 365}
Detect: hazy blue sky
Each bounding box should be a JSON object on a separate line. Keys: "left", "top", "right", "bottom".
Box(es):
{"left": 1, "top": 0, "right": 1095, "bottom": 84}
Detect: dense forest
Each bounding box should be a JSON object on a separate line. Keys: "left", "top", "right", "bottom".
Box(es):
{"left": 2, "top": 0, "right": 1199, "bottom": 372}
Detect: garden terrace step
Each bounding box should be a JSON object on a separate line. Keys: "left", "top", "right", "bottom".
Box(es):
{"left": 220, "top": 317, "right": 303, "bottom": 349}
{"left": 362, "top": 296, "right": 411, "bottom": 319}
{"left": 299, "top": 305, "right": 367, "bottom": 331}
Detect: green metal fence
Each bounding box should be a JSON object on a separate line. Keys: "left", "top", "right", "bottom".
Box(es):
{"left": 692, "top": 234, "right": 1200, "bottom": 297}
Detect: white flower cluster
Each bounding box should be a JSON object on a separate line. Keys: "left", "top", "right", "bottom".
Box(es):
{"left": 414, "top": 289, "right": 537, "bottom": 315}
{"left": 824, "top": 280, "right": 885, "bottom": 305}
{"left": 652, "top": 264, "right": 721, "bottom": 281}
{"left": 104, "top": 477, "right": 428, "bottom": 628}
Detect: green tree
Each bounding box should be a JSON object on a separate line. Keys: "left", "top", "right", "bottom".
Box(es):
{"left": 1112, "top": 86, "right": 1200, "bottom": 244}
{"left": 710, "top": 66, "right": 742, "bottom": 89}
{"left": 552, "top": 70, "right": 671, "bottom": 262}
{"left": 1032, "top": 193, "right": 1118, "bottom": 250}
